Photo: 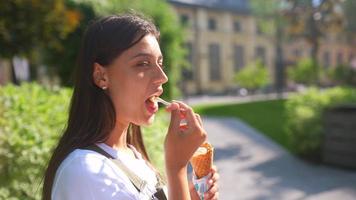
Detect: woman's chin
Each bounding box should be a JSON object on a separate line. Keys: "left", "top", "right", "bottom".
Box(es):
{"left": 146, "top": 114, "right": 156, "bottom": 125}
{"left": 138, "top": 114, "right": 155, "bottom": 126}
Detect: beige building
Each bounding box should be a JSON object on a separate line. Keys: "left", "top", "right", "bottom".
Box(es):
{"left": 283, "top": 35, "right": 356, "bottom": 68}
{"left": 169, "top": 0, "right": 356, "bottom": 95}
{"left": 169, "top": 0, "right": 275, "bottom": 95}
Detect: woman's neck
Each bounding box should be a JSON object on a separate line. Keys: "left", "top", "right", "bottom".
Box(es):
{"left": 104, "top": 120, "right": 130, "bottom": 150}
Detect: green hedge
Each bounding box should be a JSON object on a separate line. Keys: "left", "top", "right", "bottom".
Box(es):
{"left": 0, "top": 83, "right": 71, "bottom": 200}
{"left": 285, "top": 87, "right": 356, "bottom": 160}
{"left": 0, "top": 83, "right": 167, "bottom": 199}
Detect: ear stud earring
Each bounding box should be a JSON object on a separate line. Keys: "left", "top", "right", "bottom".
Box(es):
{"left": 102, "top": 86, "right": 107, "bottom": 90}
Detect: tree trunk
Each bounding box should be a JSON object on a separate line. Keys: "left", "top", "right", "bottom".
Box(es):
{"left": 311, "top": 39, "right": 319, "bottom": 85}
{"left": 275, "top": 23, "right": 285, "bottom": 97}
{"left": 309, "top": 13, "right": 321, "bottom": 86}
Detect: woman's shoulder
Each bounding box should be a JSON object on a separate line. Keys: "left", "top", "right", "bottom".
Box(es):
{"left": 52, "top": 149, "right": 138, "bottom": 200}
{"left": 57, "top": 149, "right": 108, "bottom": 174}
{"left": 54, "top": 148, "right": 135, "bottom": 183}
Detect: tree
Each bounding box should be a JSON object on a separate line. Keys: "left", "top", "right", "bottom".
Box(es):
{"left": 344, "top": 0, "right": 356, "bottom": 30}
{"left": 43, "top": 1, "right": 96, "bottom": 86}
{"left": 282, "top": 0, "right": 346, "bottom": 84}
{"left": 234, "top": 61, "right": 270, "bottom": 92}
{"left": 250, "top": 0, "right": 288, "bottom": 94}
{"left": 0, "top": 0, "right": 81, "bottom": 81}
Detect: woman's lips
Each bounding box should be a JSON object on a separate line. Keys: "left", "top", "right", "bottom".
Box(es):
{"left": 145, "top": 97, "right": 158, "bottom": 114}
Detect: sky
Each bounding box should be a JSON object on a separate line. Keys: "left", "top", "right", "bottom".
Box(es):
{"left": 312, "top": 0, "right": 322, "bottom": 6}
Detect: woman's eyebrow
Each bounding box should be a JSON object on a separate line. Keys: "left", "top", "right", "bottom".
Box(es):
{"left": 130, "top": 52, "right": 162, "bottom": 60}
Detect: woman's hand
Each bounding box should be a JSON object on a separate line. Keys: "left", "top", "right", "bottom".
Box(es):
{"left": 164, "top": 101, "right": 207, "bottom": 200}
{"left": 164, "top": 101, "right": 207, "bottom": 171}
{"left": 189, "top": 166, "right": 220, "bottom": 200}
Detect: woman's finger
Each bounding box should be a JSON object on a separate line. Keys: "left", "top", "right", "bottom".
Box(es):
{"left": 204, "top": 183, "right": 219, "bottom": 200}
{"left": 207, "top": 192, "right": 219, "bottom": 200}
{"left": 168, "top": 102, "right": 182, "bottom": 129}
{"left": 174, "top": 101, "right": 202, "bottom": 131}
{"left": 165, "top": 101, "right": 179, "bottom": 112}
{"left": 210, "top": 171, "right": 219, "bottom": 184}
{"left": 211, "top": 165, "right": 217, "bottom": 173}
{"left": 195, "top": 113, "right": 203, "bottom": 127}
{"left": 208, "top": 165, "right": 219, "bottom": 185}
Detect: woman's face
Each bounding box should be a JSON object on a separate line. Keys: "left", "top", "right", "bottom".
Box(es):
{"left": 104, "top": 34, "right": 168, "bottom": 126}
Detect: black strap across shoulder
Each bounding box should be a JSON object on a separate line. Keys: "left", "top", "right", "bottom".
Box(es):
{"left": 82, "top": 144, "right": 167, "bottom": 200}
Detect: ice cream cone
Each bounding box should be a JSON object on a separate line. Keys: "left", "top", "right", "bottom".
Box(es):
{"left": 190, "top": 142, "right": 214, "bottom": 179}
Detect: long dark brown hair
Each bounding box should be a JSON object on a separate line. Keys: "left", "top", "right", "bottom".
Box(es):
{"left": 42, "top": 14, "right": 160, "bottom": 200}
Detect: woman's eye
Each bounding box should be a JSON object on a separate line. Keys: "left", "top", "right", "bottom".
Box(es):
{"left": 138, "top": 61, "right": 150, "bottom": 67}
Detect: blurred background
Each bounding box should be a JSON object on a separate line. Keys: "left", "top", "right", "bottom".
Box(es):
{"left": 0, "top": 0, "right": 356, "bottom": 199}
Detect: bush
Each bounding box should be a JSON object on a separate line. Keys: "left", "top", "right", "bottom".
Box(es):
{"left": 0, "top": 83, "right": 71, "bottom": 200}
{"left": 0, "top": 83, "right": 167, "bottom": 199}
{"left": 285, "top": 87, "right": 356, "bottom": 160}
{"left": 329, "top": 64, "right": 356, "bottom": 86}
{"left": 234, "top": 60, "right": 270, "bottom": 91}
{"left": 287, "top": 58, "right": 318, "bottom": 85}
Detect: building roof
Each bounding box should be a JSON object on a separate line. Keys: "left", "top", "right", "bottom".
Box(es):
{"left": 168, "top": 0, "right": 251, "bottom": 14}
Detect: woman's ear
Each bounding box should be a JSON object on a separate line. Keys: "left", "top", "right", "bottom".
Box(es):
{"left": 93, "top": 62, "right": 109, "bottom": 90}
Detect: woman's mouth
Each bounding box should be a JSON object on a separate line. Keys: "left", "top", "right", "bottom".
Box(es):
{"left": 145, "top": 96, "right": 159, "bottom": 114}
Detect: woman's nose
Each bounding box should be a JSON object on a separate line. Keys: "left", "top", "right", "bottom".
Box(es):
{"left": 154, "top": 65, "right": 168, "bottom": 84}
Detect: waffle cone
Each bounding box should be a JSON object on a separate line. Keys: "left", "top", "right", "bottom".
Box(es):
{"left": 190, "top": 142, "right": 214, "bottom": 179}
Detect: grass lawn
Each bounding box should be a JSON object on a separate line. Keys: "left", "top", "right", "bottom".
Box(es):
{"left": 193, "top": 99, "right": 292, "bottom": 152}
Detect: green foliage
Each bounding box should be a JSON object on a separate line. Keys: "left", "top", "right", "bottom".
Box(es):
{"left": 344, "top": 0, "right": 356, "bottom": 33}
{"left": 0, "top": 83, "right": 168, "bottom": 199}
{"left": 142, "top": 109, "right": 169, "bottom": 175}
{"left": 250, "top": 0, "right": 281, "bottom": 16}
{"left": 234, "top": 60, "right": 270, "bottom": 91}
{"left": 75, "top": 0, "right": 186, "bottom": 100}
{"left": 328, "top": 64, "right": 356, "bottom": 86}
{"left": 250, "top": 0, "right": 281, "bottom": 36}
{"left": 287, "top": 58, "right": 318, "bottom": 85}
{"left": 2, "top": 0, "right": 185, "bottom": 99}
{"left": 0, "top": 0, "right": 80, "bottom": 58}
{"left": 285, "top": 87, "right": 356, "bottom": 160}
{"left": 44, "top": 1, "right": 96, "bottom": 86}
{"left": 0, "top": 83, "right": 72, "bottom": 200}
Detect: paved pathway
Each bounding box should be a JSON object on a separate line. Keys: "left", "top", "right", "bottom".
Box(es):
{"left": 184, "top": 93, "right": 290, "bottom": 106}
{"left": 203, "top": 117, "right": 356, "bottom": 200}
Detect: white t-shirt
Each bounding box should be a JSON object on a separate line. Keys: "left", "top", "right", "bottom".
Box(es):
{"left": 51, "top": 143, "right": 162, "bottom": 200}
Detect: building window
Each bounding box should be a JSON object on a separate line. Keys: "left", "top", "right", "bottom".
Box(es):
{"left": 233, "top": 45, "right": 244, "bottom": 71}
{"left": 256, "top": 23, "right": 263, "bottom": 35}
{"left": 323, "top": 51, "right": 330, "bottom": 68}
{"left": 255, "top": 46, "right": 266, "bottom": 65}
{"left": 348, "top": 53, "right": 354, "bottom": 63}
{"left": 208, "top": 18, "right": 216, "bottom": 31}
{"left": 180, "top": 14, "right": 189, "bottom": 25}
{"left": 182, "top": 43, "right": 194, "bottom": 80}
{"left": 209, "top": 44, "right": 221, "bottom": 81}
{"left": 233, "top": 21, "right": 241, "bottom": 32}
{"left": 337, "top": 52, "right": 343, "bottom": 65}
{"left": 294, "top": 49, "right": 301, "bottom": 58}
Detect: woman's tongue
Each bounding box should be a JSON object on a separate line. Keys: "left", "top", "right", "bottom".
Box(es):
{"left": 145, "top": 97, "right": 158, "bottom": 114}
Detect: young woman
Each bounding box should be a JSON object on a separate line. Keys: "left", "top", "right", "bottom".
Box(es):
{"left": 43, "top": 14, "right": 219, "bottom": 200}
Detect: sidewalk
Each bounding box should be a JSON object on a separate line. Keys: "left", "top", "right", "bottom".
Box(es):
{"left": 204, "top": 117, "right": 356, "bottom": 200}
{"left": 184, "top": 92, "right": 290, "bottom": 106}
